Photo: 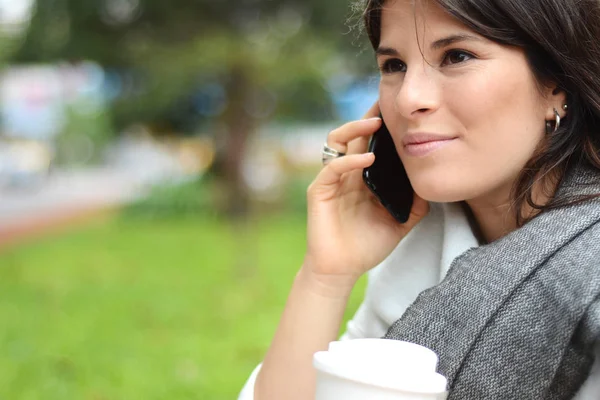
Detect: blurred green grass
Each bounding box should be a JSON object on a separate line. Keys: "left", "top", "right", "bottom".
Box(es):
{"left": 0, "top": 212, "right": 366, "bottom": 399}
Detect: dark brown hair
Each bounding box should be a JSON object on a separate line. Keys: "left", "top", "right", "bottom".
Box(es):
{"left": 358, "top": 0, "right": 600, "bottom": 225}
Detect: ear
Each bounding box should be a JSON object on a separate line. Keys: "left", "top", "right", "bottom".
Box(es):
{"left": 544, "top": 85, "right": 568, "bottom": 120}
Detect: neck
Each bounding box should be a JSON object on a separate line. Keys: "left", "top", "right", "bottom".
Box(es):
{"left": 462, "top": 200, "right": 515, "bottom": 244}
{"left": 464, "top": 177, "right": 556, "bottom": 244}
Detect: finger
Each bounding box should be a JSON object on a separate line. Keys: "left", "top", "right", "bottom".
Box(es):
{"left": 345, "top": 101, "right": 381, "bottom": 154}
{"left": 347, "top": 134, "right": 372, "bottom": 155}
{"left": 327, "top": 117, "right": 382, "bottom": 155}
{"left": 314, "top": 153, "right": 375, "bottom": 188}
{"left": 363, "top": 101, "right": 380, "bottom": 119}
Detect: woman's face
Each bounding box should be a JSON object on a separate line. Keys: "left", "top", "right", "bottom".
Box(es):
{"left": 377, "top": 0, "right": 561, "bottom": 204}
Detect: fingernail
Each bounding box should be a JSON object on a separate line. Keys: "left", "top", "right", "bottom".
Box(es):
{"left": 365, "top": 117, "right": 381, "bottom": 121}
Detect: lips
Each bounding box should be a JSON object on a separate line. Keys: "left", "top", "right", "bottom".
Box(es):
{"left": 402, "top": 132, "right": 458, "bottom": 157}
{"left": 402, "top": 132, "right": 457, "bottom": 146}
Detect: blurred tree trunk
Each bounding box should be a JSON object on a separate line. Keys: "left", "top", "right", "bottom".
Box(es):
{"left": 214, "top": 63, "right": 257, "bottom": 218}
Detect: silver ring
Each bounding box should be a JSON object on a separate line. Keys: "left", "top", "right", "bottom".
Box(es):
{"left": 322, "top": 143, "right": 346, "bottom": 165}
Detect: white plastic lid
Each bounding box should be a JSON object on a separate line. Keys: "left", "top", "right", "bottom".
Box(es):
{"left": 313, "top": 339, "right": 447, "bottom": 394}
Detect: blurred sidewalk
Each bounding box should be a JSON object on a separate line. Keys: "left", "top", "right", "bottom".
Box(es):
{"left": 0, "top": 168, "right": 143, "bottom": 248}
{"left": 0, "top": 136, "right": 193, "bottom": 249}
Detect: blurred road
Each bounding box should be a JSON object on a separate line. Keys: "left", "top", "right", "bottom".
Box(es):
{"left": 0, "top": 136, "right": 191, "bottom": 247}
{"left": 0, "top": 168, "right": 141, "bottom": 226}
{"left": 0, "top": 168, "right": 149, "bottom": 248}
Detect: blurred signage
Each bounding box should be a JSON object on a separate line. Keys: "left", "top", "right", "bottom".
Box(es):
{"left": 0, "top": 63, "right": 107, "bottom": 141}
{"left": 0, "top": 66, "right": 66, "bottom": 140}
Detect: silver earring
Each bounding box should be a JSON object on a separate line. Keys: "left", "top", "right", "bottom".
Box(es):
{"left": 553, "top": 108, "right": 561, "bottom": 133}
{"left": 563, "top": 104, "right": 568, "bottom": 111}
{"left": 546, "top": 108, "right": 561, "bottom": 134}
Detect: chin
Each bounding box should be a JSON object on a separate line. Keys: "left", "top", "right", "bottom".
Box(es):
{"left": 409, "top": 171, "right": 474, "bottom": 203}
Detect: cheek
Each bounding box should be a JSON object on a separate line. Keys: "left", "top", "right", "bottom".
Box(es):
{"left": 453, "top": 66, "right": 539, "bottom": 129}
{"left": 379, "top": 84, "right": 397, "bottom": 124}
{"left": 452, "top": 64, "right": 545, "bottom": 161}
{"left": 379, "top": 82, "right": 410, "bottom": 151}
{"left": 413, "top": 66, "right": 546, "bottom": 201}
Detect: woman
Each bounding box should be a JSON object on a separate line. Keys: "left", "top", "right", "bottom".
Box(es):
{"left": 240, "top": 0, "right": 600, "bottom": 398}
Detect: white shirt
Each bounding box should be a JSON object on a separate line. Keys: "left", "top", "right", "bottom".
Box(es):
{"left": 239, "top": 202, "right": 600, "bottom": 399}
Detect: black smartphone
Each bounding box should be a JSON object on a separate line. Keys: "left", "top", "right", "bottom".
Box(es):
{"left": 362, "top": 116, "right": 414, "bottom": 223}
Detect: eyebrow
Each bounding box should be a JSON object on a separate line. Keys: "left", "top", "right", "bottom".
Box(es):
{"left": 376, "top": 34, "right": 481, "bottom": 57}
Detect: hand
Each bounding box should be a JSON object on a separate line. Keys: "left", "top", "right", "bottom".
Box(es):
{"left": 304, "top": 102, "right": 429, "bottom": 291}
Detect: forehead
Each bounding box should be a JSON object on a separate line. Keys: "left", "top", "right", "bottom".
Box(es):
{"left": 380, "top": 0, "right": 472, "bottom": 42}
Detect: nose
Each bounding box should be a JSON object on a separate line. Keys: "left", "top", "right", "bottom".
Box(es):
{"left": 395, "top": 62, "right": 440, "bottom": 119}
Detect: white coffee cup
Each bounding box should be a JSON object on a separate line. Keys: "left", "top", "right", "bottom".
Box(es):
{"left": 313, "top": 339, "right": 448, "bottom": 400}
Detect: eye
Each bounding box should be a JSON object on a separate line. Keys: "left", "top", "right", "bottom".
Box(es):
{"left": 379, "top": 58, "right": 407, "bottom": 74}
{"left": 441, "top": 50, "right": 475, "bottom": 66}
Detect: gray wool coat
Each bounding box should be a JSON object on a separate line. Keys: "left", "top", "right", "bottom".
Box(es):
{"left": 385, "top": 164, "right": 600, "bottom": 399}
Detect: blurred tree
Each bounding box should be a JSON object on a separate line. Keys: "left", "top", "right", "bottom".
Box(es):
{"left": 14, "top": 0, "right": 375, "bottom": 216}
